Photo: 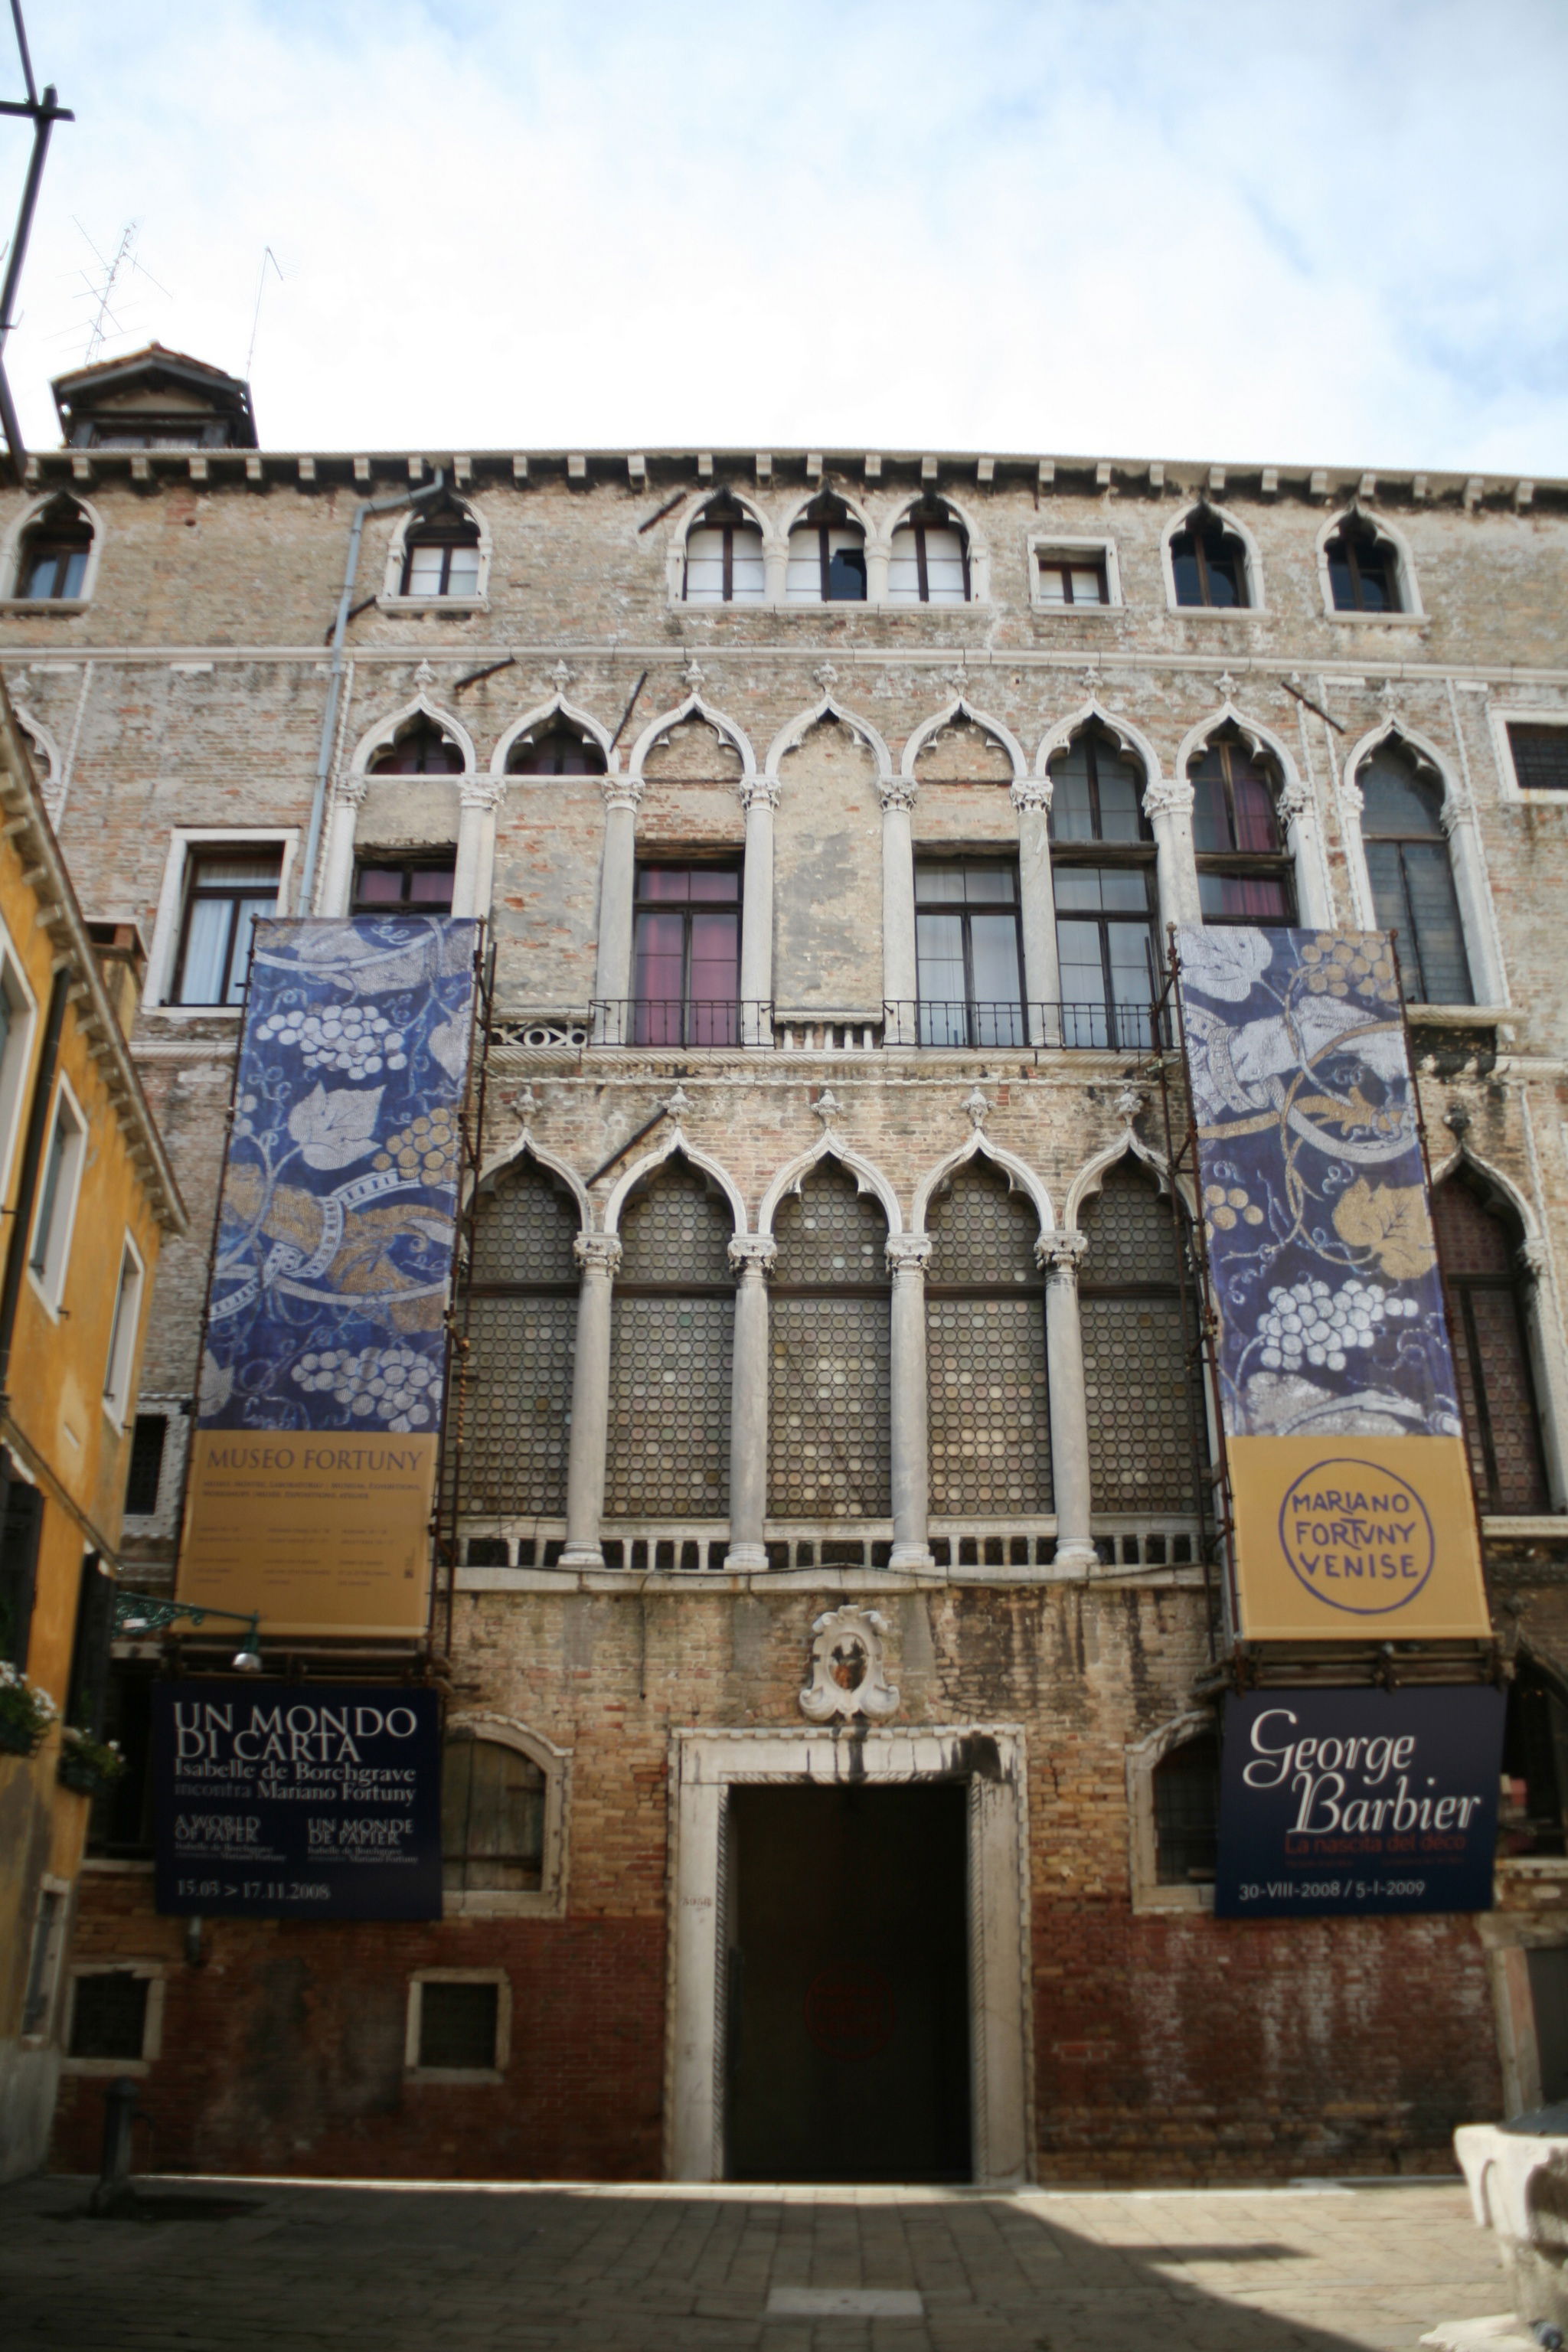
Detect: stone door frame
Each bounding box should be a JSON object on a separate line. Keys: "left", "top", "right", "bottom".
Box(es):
{"left": 665, "top": 1723, "right": 1034, "bottom": 2186}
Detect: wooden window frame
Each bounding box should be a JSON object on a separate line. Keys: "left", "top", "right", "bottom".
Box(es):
{"left": 892, "top": 505, "right": 972, "bottom": 605}
{"left": 1191, "top": 735, "right": 1296, "bottom": 926}
{"left": 913, "top": 858, "right": 1027, "bottom": 1048}
{"left": 350, "top": 853, "right": 457, "bottom": 916}
{"left": 171, "top": 849, "right": 285, "bottom": 1007}
{"left": 1170, "top": 516, "right": 1250, "bottom": 610}
{"left": 1327, "top": 518, "right": 1401, "bottom": 614}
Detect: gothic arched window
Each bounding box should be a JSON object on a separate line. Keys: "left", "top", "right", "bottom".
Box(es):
{"left": 926, "top": 1166, "right": 1050, "bottom": 1517}
{"left": 1080, "top": 1165, "right": 1205, "bottom": 1517}
{"left": 607, "top": 1165, "right": 734, "bottom": 1518}
{"left": 400, "top": 501, "right": 482, "bottom": 599}
{"left": 462, "top": 1161, "right": 580, "bottom": 1518}
{"left": 785, "top": 492, "right": 867, "bottom": 603}
{"left": 683, "top": 492, "right": 766, "bottom": 604}
{"left": 887, "top": 497, "right": 971, "bottom": 605}
{"left": 1325, "top": 513, "right": 1403, "bottom": 613}
{"left": 1049, "top": 724, "right": 1158, "bottom": 1048}
{"left": 1358, "top": 745, "right": 1473, "bottom": 1005}
{"left": 1191, "top": 727, "right": 1295, "bottom": 926}
{"left": 506, "top": 715, "right": 608, "bottom": 775}
{"left": 769, "top": 1167, "right": 890, "bottom": 1519}
{"left": 1432, "top": 1171, "right": 1550, "bottom": 1515}
{"left": 15, "top": 495, "right": 93, "bottom": 600}
{"left": 369, "top": 715, "right": 464, "bottom": 776}
{"left": 1169, "top": 509, "right": 1251, "bottom": 609}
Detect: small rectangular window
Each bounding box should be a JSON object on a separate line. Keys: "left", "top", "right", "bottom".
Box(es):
{"left": 418, "top": 1979, "right": 499, "bottom": 2069}
{"left": 103, "top": 1240, "right": 145, "bottom": 1424}
{"left": 124, "top": 1413, "right": 168, "bottom": 1517}
{"left": 69, "top": 1971, "right": 150, "bottom": 2061}
{"left": 28, "top": 1083, "right": 85, "bottom": 1302}
{"left": 0, "top": 1472, "right": 43, "bottom": 1669}
{"left": 172, "top": 851, "right": 283, "bottom": 1006}
{"left": 1508, "top": 724, "right": 1568, "bottom": 794}
{"left": 1037, "top": 556, "right": 1107, "bottom": 606}
{"left": 351, "top": 856, "right": 456, "bottom": 915}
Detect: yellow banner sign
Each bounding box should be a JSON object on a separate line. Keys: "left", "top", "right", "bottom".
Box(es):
{"left": 180, "top": 1434, "right": 435, "bottom": 1638}
{"left": 1227, "top": 1434, "right": 1491, "bottom": 1641}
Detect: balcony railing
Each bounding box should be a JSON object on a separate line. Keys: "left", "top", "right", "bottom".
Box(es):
{"left": 590, "top": 998, "right": 771, "bottom": 1047}
{"left": 883, "top": 1000, "right": 1172, "bottom": 1051}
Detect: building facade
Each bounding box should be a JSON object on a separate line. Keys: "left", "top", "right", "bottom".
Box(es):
{"left": 0, "top": 679, "right": 185, "bottom": 2182}
{"left": 22, "top": 350, "right": 1568, "bottom": 2181}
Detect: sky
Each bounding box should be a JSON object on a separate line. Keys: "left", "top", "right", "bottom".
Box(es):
{"left": 0, "top": 0, "right": 1564, "bottom": 472}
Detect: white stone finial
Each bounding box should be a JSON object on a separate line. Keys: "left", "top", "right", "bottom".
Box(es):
{"left": 1080, "top": 663, "right": 1099, "bottom": 694}
{"left": 413, "top": 659, "right": 436, "bottom": 691}
{"left": 813, "top": 1086, "right": 841, "bottom": 1126}
{"left": 1215, "top": 669, "right": 1238, "bottom": 701}
{"left": 508, "top": 1085, "right": 541, "bottom": 1126}
{"left": 662, "top": 1085, "right": 693, "bottom": 1120}
{"left": 963, "top": 1086, "right": 991, "bottom": 1129}
{"left": 681, "top": 658, "right": 707, "bottom": 695}
{"left": 1110, "top": 1083, "right": 1148, "bottom": 1125}
{"left": 812, "top": 661, "right": 839, "bottom": 694}
{"left": 547, "top": 658, "right": 574, "bottom": 693}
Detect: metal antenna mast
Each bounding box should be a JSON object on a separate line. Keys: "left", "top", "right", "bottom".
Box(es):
{"left": 0, "top": 1, "right": 73, "bottom": 477}
{"left": 82, "top": 220, "right": 136, "bottom": 364}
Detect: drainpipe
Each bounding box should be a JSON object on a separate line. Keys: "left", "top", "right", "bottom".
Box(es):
{"left": 298, "top": 469, "right": 447, "bottom": 914}
{"left": 0, "top": 964, "right": 69, "bottom": 1400}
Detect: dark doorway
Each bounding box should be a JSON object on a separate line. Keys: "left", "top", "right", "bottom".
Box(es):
{"left": 725, "top": 1779, "right": 971, "bottom": 2183}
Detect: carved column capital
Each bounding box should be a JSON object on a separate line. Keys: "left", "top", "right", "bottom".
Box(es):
{"left": 1037, "top": 1230, "right": 1088, "bottom": 1278}
{"left": 336, "top": 772, "right": 369, "bottom": 808}
{"left": 1143, "top": 780, "right": 1194, "bottom": 821}
{"left": 460, "top": 776, "right": 505, "bottom": 812}
{"left": 602, "top": 776, "right": 643, "bottom": 813}
{"left": 1010, "top": 775, "right": 1054, "bottom": 815}
{"left": 880, "top": 776, "right": 919, "bottom": 813}
{"left": 740, "top": 775, "right": 780, "bottom": 814}
{"left": 885, "top": 1233, "right": 933, "bottom": 1276}
{"left": 574, "top": 1233, "right": 623, "bottom": 1277}
{"left": 1276, "top": 780, "right": 1315, "bottom": 826}
{"left": 728, "top": 1234, "right": 778, "bottom": 1278}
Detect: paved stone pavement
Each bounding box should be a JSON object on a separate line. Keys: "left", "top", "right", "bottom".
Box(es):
{"left": 0, "top": 2172, "right": 1518, "bottom": 2352}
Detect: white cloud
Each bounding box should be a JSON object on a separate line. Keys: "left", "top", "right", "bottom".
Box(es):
{"left": 2, "top": 0, "right": 1564, "bottom": 469}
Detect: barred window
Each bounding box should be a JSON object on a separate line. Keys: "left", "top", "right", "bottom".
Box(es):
{"left": 607, "top": 1164, "right": 733, "bottom": 1517}
{"left": 1432, "top": 1173, "right": 1549, "bottom": 1515}
{"left": 1080, "top": 1165, "right": 1205, "bottom": 1514}
{"left": 926, "top": 1167, "right": 1050, "bottom": 1517}
{"left": 1153, "top": 1731, "right": 1220, "bottom": 1883}
{"left": 1359, "top": 745, "right": 1473, "bottom": 1006}
{"left": 1506, "top": 724, "right": 1568, "bottom": 795}
{"left": 461, "top": 1160, "right": 579, "bottom": 1518}
{"left": 769, "top": 1166, "right": 890, "bottom": 1518}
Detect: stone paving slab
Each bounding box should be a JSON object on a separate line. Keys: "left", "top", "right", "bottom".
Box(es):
{"left": 0, "top": 2174, "right": 1514, "bottom": 2352}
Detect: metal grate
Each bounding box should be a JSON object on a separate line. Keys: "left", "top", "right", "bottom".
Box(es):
{"left": 617, "top": 1166, "right": 733, "bottom": 1283}
{"left": 927, "top": 1169, "right": 1050, "bottom": 1514}
{"left": 1080, "top": 1168, "right": 1203, "bottom": 1514}
{"left": 418, "top": 1981, "right": 498, "bottom": 2070}
{"left": 1153, "top": 1733, "right": 1220, "bottom": 1883}
{"left": 462, "top": 1295, "right": 574, "bottom": 1516}
{"left": 607, "top": 1297, "right": 733, "bottom": 1515}
{"left": 769, "top": 1170, "right": 891, "bottom": 1519}
{"left": 470, "top": 1161, "right": 579, "bottom": 1285}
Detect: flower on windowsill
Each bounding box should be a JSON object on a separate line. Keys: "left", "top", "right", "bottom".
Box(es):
{"left": 57, "top": 1726, "right": 124, "bottom": 1794}
{"left": 0, "top": 1662, "right": 59, "bottom": 1756}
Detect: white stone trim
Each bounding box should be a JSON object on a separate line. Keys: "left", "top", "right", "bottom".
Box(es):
{"left": 26, "top": 1068, "right": 87, "bottom": 1316}
{"left": 1490, "top": 702, "right": 1568, "bottom": 802}
{"left": 627, "top": 691, "right": 756, "bottom": 782}
{"left": 1063, "top": 1130, "right": 1197, "bottom": 1230}
{"left": 1032, "top": 697, "right": 1162, "bottom": 786}
{"left": 18, "top": 1873, "right": 71, "bottom": 2046}
{"left": 670, "top": 490, "right": 780, "bottom": 604}
{"left": 442, "top": 1714, "right": 571, "bottom": 1920}
{"left": 1158, "top": 501, "right": 1266, "bottom": 615}
{"left": 1315, "top": 505, "right": 1425, "bottom": 622}
{"left": 1340, "top": 718, "right": 1505, "bottom": 1006}
{"left": 142, "top": 825, "right": 299, "bottom": 1008}
{"left": 348, "top": 693, "right": 475, "bottom": 777}
{"left": 883, "top": 491, "right": 991, "bottom": 605}
{"left": 0, "top": 901, "right": 38, "bottom": 1207}
{"left": 1177, "top": 700, "right": 1329, "bottom": 926}
{"left": 0, "top": 491, "right": 104, "bottom": 606}
{"left": 10, "top": 701, "right": 61, "bottom": 789}
{"left": 491, "top": 694, "right": 620, "bottom": 779}
{"left": 900, "top": 695, "right": 1026, "bottom": 782}
{"left": 403, "top": 1968, "right": 512, "bottom": 2081}
{"left": 378, "top": 495, "right": 492, "bottom": 611}
{"left": 757, "top": 1129, "right": 903, "bottom": 1239}
{"left": 1125, "top": 1713, "right": 1217, "bottom": 1914}
{"left": 763, "top": 695, "right": 893, "bottom": 782}
{"left": 472, "top": 1130, "right": 593, "bottom": 1233}
{"left": 665, "top": 1723, "right": 1033, "bottom": 2186}
{"left": 910, "top": 1127, "right": 1055, "bottom": 1238}
{"left": 1027, "top": 533, "right": 1122, "bottom": 612}
{"left": 1432, "top": 1142, "right": 1568, "bottom": 1513}
{"left": 62, "top": 1962, "right": 166, "bottom": 2075}
{"left": 602, "top": 1127, "right": 748, "bottom": 1240}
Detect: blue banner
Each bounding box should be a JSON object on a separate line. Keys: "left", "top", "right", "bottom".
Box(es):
{"left": 153, "top": 1679, "right": 443, "bottom": 1919}
{"left": 1216, "top": 1687, "right": 1504, "bottom": 1918}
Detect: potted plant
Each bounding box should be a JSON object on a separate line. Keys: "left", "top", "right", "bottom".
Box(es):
{"left": 57, "top": 1726, "right": 124, "bottom": 1795}
{"left": 0, "top": 1662, "right": 58, "bottom": 1757}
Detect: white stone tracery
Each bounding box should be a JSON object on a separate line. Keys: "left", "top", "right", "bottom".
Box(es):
{"left": 1339, "top": 717, "right": 1505, "bottom": 1004}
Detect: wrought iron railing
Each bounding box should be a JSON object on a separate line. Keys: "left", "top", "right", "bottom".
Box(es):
{"left": 569, "top": 998, "right": 1173, "bottom": 1052}
{"left": 882, "top": 1000, "right": 1173, "bottom": 1051}
{"left": 589, "top": 998, "right": 771, "bottom": 1047}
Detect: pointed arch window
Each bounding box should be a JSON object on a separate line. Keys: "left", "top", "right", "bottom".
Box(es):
{"left": 1170, "top": 510, "right": 1250, "bottom": 609}
{"left": 786, "top": 492, "right": 866, "bottom": 603}
{"left": 1432, "top": 1172, "right": 1549, "bottom": 1515}
{"left": 769, "top": 1166, "right": 890, "bottom": 1520}
{"left": 506, "top": 715, "right": 608, "bottom": 776}
{"left": 607, "top": 1165, "right": 734, "bottom": 1520}
{"left": 1326, "top": 514, "right": 1402, "bottom": 614}
{"left": 683, "top": 493, "right": 766, "bottom": 604}
{"left": 1358, "top": 745, "right": 1472, "bottom": 1004}
{"left": 399, "top": 502, "right": 482, "bottom": 599}
{"left": 1079, "top": 1165, "right": 1206, "bottom": 1517}
{"left": 888, "top": 498, "right": 971, "bottom": 605}
{"left": 926, "top": 1165, "right": 1050, "bottom": 1517}
{"left": 460, "top": 1160, "right": 580, "bottom": 1519}
{"left": 15, "top": 497, "right": 93, "bottom": 600}
{"left": 1048, "top": 726, "right": 1158, "bottom": 1048}
{"left": 369, "top": 715, "right": 465, "bottom": 776}
{"left": 1191, "top": 728, "right": 1295, "bottom": 925}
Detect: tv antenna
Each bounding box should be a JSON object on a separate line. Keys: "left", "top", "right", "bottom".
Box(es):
{"left": 245, "top": 246, "right": 283, "bottom": 381}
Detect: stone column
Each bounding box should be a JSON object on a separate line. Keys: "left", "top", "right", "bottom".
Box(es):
{"left": 880, "top": 776, "right": 920, "bottom": 1046}
{"left": 1144, "top": 778, "right": 1202, "bottom": 936}
{"left": 560, "top": 1233, "right": 621, "bottom": 1570}
{"left": 763, "top": 538, "right": 789, "bottom": 604}
{"left": 1011, "top": 774, "right": 1062, "bottom": 1047}
{"left": 592, "top": 776, "right": 642, "bottom": 1040}
{"left": 452, "top": 778, "right": 502, "bottom": 920}
{"left": 724, "top": 1236, "right": 776, "bottom": 1570}
{"left": 1278, "top": 780, "right": 1331, "bottom": 929}
{"left": 1039, "top": 1232, "right": 1099, "bottom": 1574}
{"left": 737, "top": 777, "right": 777, "bottom": 1047}
{"left": 315, "top": 778, "right": 364, "bottom": 916}
{"left": 865, "top": 539, "right": 890, "bottom": 605}
{"left": 886, "top": 1233, "right": 935, "bottom": 1571}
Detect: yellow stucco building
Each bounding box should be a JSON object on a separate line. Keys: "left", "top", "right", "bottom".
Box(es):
{"left": 0, "top": 686, "right": 184, "bottom": 2180}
